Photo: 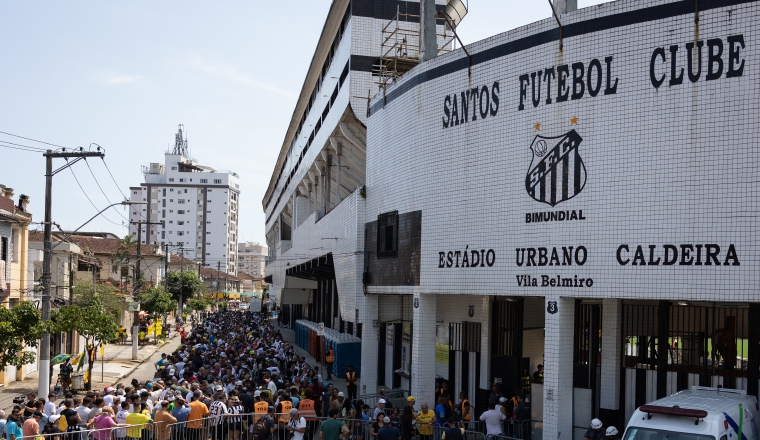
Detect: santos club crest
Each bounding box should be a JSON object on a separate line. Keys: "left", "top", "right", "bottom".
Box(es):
{"left": 525, "top": 130, "right": 586, "bottom": 207}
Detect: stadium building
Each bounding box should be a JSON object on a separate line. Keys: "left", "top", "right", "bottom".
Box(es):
{"left": 267, "top": 0, "right": 760, "bottom": 438}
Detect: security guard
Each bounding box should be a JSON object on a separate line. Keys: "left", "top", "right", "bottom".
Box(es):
{"left": 583, "top": 418, "right": 605, "bottom": 440}
{"left": 457, "top": 391, "right": 471, "bottom": 424}
{"left": 325, "top": 348, "right": 335, "bottom": 380}
{"left": 298, "top": 389, "right": 318, "bottom": 440}
{"left": 254, "top": 391, "right": 269, "bottom": 422}
{"left": 345, "top": 365, "right": 358, "bottom": 400}
{"left": 521, "top": 368, "right": 531, "bottom": 396}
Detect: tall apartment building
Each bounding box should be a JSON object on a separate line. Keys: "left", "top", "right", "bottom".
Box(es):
{"left": 129, "top": 126, "right": 240, "bottom": 275}
{"left": 237, "top": 242, "right": 267, "bottom": 277}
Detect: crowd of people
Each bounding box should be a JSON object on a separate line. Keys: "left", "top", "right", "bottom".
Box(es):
{"left": 2, "top": 310, "right": 607, "bottom": 440}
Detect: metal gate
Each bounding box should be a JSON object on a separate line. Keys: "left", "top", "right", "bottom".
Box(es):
{"left": 620, "top": 302, "right": 759, "bottom": 425}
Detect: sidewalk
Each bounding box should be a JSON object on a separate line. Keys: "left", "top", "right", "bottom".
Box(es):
{"left": 270, "top": 320, "right": 348, "bottom": 396}
{"left": 0, "top": 330, "right": 181, "bottom": 413}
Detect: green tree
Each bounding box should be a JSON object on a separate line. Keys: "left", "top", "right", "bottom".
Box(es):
{"left": 165, "top": 271, "right": 204, "bottom": 314}
{"left": 71, "top": 278, "right": 126, "bottom": 321}
{"left": 0, "top": 301, "right": 46, "bottom": 370}
{"left": 139, "top": 287, "right": 176, "bottom": 342}
{"left": 51, "top": 298, "right": 118, "bottom": 390}
{"left": 185, "top": 298, "right": 212, "bottom": 316}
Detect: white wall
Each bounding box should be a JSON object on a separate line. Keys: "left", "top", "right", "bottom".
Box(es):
{"left": 365, "top": 0, "right": 759, "bottom": 302}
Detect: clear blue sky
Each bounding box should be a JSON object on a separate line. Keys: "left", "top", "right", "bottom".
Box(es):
{"left": 0, "top": 0, "right": 606, "bottom": 245}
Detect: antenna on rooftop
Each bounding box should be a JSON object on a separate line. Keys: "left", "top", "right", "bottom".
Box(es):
{"left": 173, "top": 124, "right": 189, "bottom": 157}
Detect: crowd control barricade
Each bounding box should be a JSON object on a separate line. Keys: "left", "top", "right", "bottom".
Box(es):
{"left": 310, "top": 417, "right": 369, "bottom": 440}
{"left": 433, "top": 426, "right": 487, "bottom": 440}
{"left": 19, "top": 421, "right": 159, "bottom": 440}
{"left": 166, "top": 417, "right": 214, "bottom": 440}
{"left": 503, "top": 420, "right": 531, "bottom": 440}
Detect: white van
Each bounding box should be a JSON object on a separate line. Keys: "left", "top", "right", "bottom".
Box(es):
{"left": 623, "top": 387, "right": 758, "bottom": 440}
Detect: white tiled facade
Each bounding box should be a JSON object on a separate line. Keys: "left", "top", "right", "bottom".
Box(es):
{"left": 129, "top": 151, "right": 240, "bottom": 274}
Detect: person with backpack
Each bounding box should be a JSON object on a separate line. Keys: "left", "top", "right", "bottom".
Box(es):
{"left": 250, "top": 406, "right": 276, "bottom": 440}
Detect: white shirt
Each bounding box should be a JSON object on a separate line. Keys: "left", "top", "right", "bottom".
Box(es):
{"left": 75, "top": 406, "right": 91, "bottom": 424}
{"left": 267, "top": 380, "right": 277, "bottom": 393}
{"left": 44, "top": 401, "right": 56, "bottom": 418}
{"left": 115, "top": 409, "right": 129, "bottom": 438}
{"left": 288, "top": 416, "right": 306, "bottom": 440}
{"left": 104, "top": 395, "right": 114, "bottom": 408}
{"left": 479, "top": 409, "right": 506, "bottom": 436}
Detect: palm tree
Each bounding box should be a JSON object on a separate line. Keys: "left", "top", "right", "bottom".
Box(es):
{"left": 112, "top": 234, "right": 138, "bottom": 283}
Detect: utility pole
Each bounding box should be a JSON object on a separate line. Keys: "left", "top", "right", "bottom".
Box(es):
{"left": 197, "top": 263, "right": 201, "bottom": 300}
{"left": 39, "top": 148, "right": 104, "bottom": 398}
{"left": 216, "top": 261, "right": 221, "bottom": 312}
{"left": 129, "top": 220, "right": 162, "bottom": 360}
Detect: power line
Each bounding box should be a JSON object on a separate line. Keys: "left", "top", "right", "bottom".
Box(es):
{"left": 84, "top": 158, "right": 129, "bottom": 222}
{"left": 100, "top": 157, "right": 130, "bottom": 201}
{"left": 0, "top": 139, "right": 47, "bottom": 151}
{"left": 0, "top": 129, "right": 66, "bottom": 149}
{"left": 66, "top": 162, "right": 122, "bottom": 226}
{"left": 0, "top": 143, "right": 45, "bottom": 153}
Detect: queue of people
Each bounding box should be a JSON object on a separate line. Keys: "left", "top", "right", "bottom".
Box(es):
{"left": 3, "top": 310, "right": 599, "bottom": 440}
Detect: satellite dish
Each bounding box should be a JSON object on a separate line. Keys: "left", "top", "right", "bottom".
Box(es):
{"left": 445, "top": 0, "right": 468, "bottom": 27}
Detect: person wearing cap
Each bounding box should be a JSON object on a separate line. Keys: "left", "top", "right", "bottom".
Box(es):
{"left": 583, "top": 418, "right": 605, "bottom": 440}
{"left": 605, "top": 426, "right": 620, "bottom": 440}
{"left": 22, "top": 411, "right": 42, "bottom": 438}
{"left": 318, "top": 408, "right": 349, "bottom": 440}
{"left": 286, "top": 408, "right": 306, "bottom": 440}
{"left": 376, "top": 416, "right": 402, "bottom": 440}
{"left": 406, "top": 396, "right": 417, "bottom": 417}
{"left": 495, "top": 397, "right": 508, "bottom": 417}
{"left": 441, "top": 418, "right": 464, "bottom": 440}
{"left": 373, "top": 398, "right": 387, "bottom": 421}
{"left": 250, "top": 405, "right": 277, "bottom": 440}
{"left": 488, "top": 383, "right": 503, "bottom": 407}
{"left": 345, "top": 365, "right": 358, "bottom": 400}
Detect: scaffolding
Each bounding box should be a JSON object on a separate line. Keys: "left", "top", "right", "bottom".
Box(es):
{"left": 374, "top": 6, "right": 457, "bottom": 89}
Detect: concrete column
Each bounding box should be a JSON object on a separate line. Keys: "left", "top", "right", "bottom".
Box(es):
{"left": 601, "top": 299, "right": 622, "bottom": 410}
{"left": 336, "top": 145, "right": 342, "bottom": 205}
{"left": 411, "top": 293, "right": 437, "bottom": 408}
{"left": 419, "top": 0, "right": 437, "bottom": 62}
{"left": 543, "top": 296, "right": 574, "bottom": 440}
{"left": 553, "top": 0, "right": 577, "bottom": 14}
{"left": 360, "top": 294, "right": 379, "bottom": 395}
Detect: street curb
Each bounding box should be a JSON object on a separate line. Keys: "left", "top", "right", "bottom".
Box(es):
{"left": 109, "top": 332, "right": 182, "bottom": 385}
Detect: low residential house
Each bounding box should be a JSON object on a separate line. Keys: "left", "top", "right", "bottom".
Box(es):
{"left": 0, "top": 185, "right": 32, "bottom": 385}
{"left": 28, "top": 231, "right": 166, "bottom": 330}
{"left": 167, "top": 253, "right": 242, "bottom": 298}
